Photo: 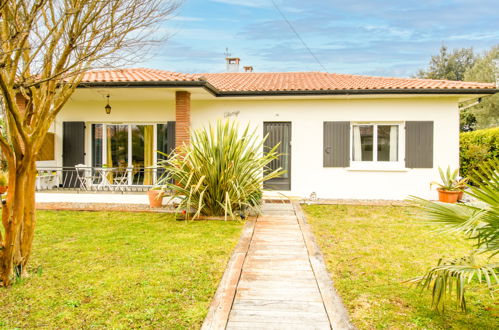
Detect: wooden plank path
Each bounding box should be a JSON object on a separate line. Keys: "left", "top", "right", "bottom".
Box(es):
{"left": 202, "top": 203, "right": 354, "bottom": 330}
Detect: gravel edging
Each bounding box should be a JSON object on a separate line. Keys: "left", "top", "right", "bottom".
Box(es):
{"left": 36, "top": 202, "right": 175, "bottom": 213}
{"left": 300, "top": 199, "right": 409, "bottom": 206}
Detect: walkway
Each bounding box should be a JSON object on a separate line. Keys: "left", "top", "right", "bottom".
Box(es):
{"left": 203, "top": 203, "right": 353, "bottom": 330}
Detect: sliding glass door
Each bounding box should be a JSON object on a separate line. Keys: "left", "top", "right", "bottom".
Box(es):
{"left": 91, "top": 123, "right": 166, "bottom": 186}
{"left": 107, "top": 125, "right": 129, "bottom": 168}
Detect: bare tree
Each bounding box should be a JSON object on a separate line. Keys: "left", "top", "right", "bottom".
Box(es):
{"left": 0, "top": 0, "right": 179, "bottom": 286}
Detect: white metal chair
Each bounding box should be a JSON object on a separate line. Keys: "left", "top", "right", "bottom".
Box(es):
{"left": 75, "top": 164, "right": 96, "bottom": 190}
{"left": 113, "top": 166, "right": 133, "bottom": 192}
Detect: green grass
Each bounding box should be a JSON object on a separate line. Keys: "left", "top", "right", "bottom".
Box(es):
{"left": 303, "top": 204, "right": 498, "bottom": 330}
{"left": 0, "top": 211, "right": 243, "bottom": 329}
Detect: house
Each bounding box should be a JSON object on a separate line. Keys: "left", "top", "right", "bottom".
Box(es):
{"left": 35, "top": 63, "right": 497, "bottom": 200}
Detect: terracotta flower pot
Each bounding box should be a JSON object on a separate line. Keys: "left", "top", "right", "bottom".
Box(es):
{"left": 457, "top": 191, "right": 464, "bottom": 201}
{"left": 0, "top": 185, "right": 8, "bottom": 194}
{"left": 147, "top": 190, "right": 164, "bottom": 208}
{"left": 437, "top": 189, "right": 460, "bottom": 203}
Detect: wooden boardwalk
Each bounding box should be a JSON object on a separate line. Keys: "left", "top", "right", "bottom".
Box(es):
{"left": 202, "top": 203, "right": 353, "bottom": 330}
{"left": 226, "top": 203, "right": 330, "bottom": 329}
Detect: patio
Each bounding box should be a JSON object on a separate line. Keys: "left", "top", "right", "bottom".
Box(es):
{"left": 36, "top": 166, "right": 163, "bottom": 193}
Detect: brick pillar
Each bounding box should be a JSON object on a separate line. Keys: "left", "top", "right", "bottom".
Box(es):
{"left": 175, "top": 91, "right": 191, "bottom": 147}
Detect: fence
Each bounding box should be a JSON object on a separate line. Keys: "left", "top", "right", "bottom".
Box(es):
{"left": 36, "top": 166, "right": 166, "bottom": 192}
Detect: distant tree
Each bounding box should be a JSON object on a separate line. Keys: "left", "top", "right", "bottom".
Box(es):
{"left": 416, "top": 45, "right": 476, "bottom": 81}
{"left": 460, "top": 108, "right": 477, "bottom": 132}
{"left": 464, "top": 45, "right": 499, "bottom": 129}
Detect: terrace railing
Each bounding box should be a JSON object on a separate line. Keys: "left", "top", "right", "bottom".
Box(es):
{"left": 36, "top": 166, "right": 166, "bottom": 192}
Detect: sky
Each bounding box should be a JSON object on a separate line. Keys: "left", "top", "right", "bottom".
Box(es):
{"left": 135, "top": 0, "right": 499, "bottom": 77}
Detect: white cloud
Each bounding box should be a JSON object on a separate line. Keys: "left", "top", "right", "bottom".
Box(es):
{"left": 210, "top": 0, "right": 270, "bottom": 8}
{"left": 210, "top": 0, "right": 303, "bottom": 13}
{"left": 171, "top": 16, "right": 205, "bottom": 22}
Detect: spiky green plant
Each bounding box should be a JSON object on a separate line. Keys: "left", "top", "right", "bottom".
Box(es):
{"left": 430, "top": 166, "right": 461, "bottom": 191}
{"left": 409, "top": 158, "right": 499, "bottom": 311}
{"left": 156, "top": 120, "right": 285, "bottom": 220}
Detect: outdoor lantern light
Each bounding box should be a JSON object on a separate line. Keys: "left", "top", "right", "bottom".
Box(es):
{"left": 105, "top": 94, "right": 112, "bottom": 114}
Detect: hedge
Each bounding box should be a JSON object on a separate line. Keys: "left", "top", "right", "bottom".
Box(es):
{"left": 460, "top": 127, "right": 499, "bottom": 179}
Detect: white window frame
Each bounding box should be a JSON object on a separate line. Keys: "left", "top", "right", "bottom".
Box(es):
{"left": 349, "top": 122, "right": 405, "bottom": 171}
{"left": 88, "top": 122, "right": 166, "bottom": 184}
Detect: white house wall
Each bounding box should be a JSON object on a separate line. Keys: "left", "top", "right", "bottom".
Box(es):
{"left": 190, "top": 97, "right": 460, "bottom": 200}
{"left": 47, "top": 93, "right": 460, "bottom": 200}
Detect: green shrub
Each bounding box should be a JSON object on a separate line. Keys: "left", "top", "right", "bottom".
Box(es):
{"left": 157, "top": 120, "right": 284, "bottom": 220}
{"left": 460, "top": 127, "right": 499, "bottom": 179}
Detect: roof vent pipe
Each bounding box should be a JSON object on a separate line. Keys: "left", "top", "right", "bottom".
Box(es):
{"left": 244, "top": 66, "right": 254, "bottom": 72}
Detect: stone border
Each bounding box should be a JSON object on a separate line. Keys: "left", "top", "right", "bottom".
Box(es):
{"left": 201, "top": 218, "right": 256, "bottom": 330}
{"left": 293, "top": 202, "right": 356, "bottom": 330}
{"left": 36, "top": 203, "right": 261, "bottom": 220}
{"left": 36, "top": 202, "right": 175, "bottom": 213}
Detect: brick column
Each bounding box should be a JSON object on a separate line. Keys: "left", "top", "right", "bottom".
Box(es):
{"left": 175, "top": 91, "right": 191, "bottom": 147}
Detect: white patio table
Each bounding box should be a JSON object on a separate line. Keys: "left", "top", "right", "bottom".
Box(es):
{"left": 94, "top": 167, "right": 116, "bottom": 190}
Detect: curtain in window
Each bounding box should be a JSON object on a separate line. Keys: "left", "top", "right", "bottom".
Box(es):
{"left": 353, "top": 126, "right": 362, "bottom": 161}
{"left": 389, "top": 126, "right": 398, "bottom": 162}
{"left": 106, "top": 126, "right": 114, "bottom": 183}
{"left": 143, "top": 125, "right": 154, "bottom": 185}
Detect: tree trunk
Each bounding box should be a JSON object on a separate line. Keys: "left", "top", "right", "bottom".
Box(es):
{"left": 0, "top": 158, "right": 37, "bottom": 286}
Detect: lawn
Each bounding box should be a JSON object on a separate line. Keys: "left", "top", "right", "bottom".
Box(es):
{"left": 303, "top": 204, "right": 498, "bottom": 329}
{"left": 0, "top": 211, "right": 243, "bottom": 329}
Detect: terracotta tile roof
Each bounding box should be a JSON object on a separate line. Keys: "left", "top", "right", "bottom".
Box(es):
{"left": 81, "top": 68, "right": 496, "bottom": 93}
{"left": 196, "top": 72, "right": 495, "bottom": 92}
{"left": 81, "top": 68, "right": 199, "bottom": 82}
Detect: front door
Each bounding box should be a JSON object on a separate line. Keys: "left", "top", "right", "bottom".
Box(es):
{"left": 263, "top": 122, "right": 291, "bottom": 190}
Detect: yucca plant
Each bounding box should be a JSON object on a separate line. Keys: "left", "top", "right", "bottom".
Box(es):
{"left": 156, "top": 120, "right": 285, "bottom": 220}
{"left": 409, "top": 158, "right": 499, "bottom": 311}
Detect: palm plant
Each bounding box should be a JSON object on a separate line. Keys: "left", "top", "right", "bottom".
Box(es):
{"left": 409, "top": 158, "right": 499, "bottom": 311}
{"left": 156, "top": 120, "right": 285, "bottom": 220}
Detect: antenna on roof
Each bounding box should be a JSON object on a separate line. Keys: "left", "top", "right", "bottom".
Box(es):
{"left": 224, "top": 47, "right": 231, "bottom": 58}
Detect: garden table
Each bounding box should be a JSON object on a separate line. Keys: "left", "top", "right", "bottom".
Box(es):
{"left": 94, "top": 167, "right": 116, "bottom": 190}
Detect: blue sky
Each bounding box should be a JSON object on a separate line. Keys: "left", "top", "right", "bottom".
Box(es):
{"left": 137, "top": 0, "right": 499, "bottom": 77}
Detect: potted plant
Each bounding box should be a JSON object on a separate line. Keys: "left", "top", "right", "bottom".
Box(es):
{"left": 0, "top": 171, "right": 8, "bottom": 194}
{"left": 430, "top": 167, "right": 461, "bottom": 203}
{"left": 147, "top": 187, "right": 164, "bottom": 208}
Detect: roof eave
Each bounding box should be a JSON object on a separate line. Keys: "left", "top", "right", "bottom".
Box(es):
{"left": 216, "top": 88, "right": 498, "bottom": 97}
{"left": 77, "top": 80, "right": 219, "bottom": 96}
{"left": 77, "top": 81, "right": 498, "bottom": 97}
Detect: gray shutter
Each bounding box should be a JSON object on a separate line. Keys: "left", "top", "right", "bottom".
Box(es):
{"left": 63, "top": 122, "right": 85, "bottom": 166}
{"left": 405, "top": 121, "right": 433, "bottom": 168}
{"left": 324, "top": 121, "right": 350, "bottom": 167}
{"left": 167, "top": 121, "right": 176, "bottom": 154}
{"left": 62, "top": 121, "right": 85, "bottom": 188}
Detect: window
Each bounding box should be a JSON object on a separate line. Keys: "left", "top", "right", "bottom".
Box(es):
{"left": 352, "top": 123, "right": 400, "bottom": 163}
{"left": 91, "top": 123, "right": 173, "bottom": 185}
